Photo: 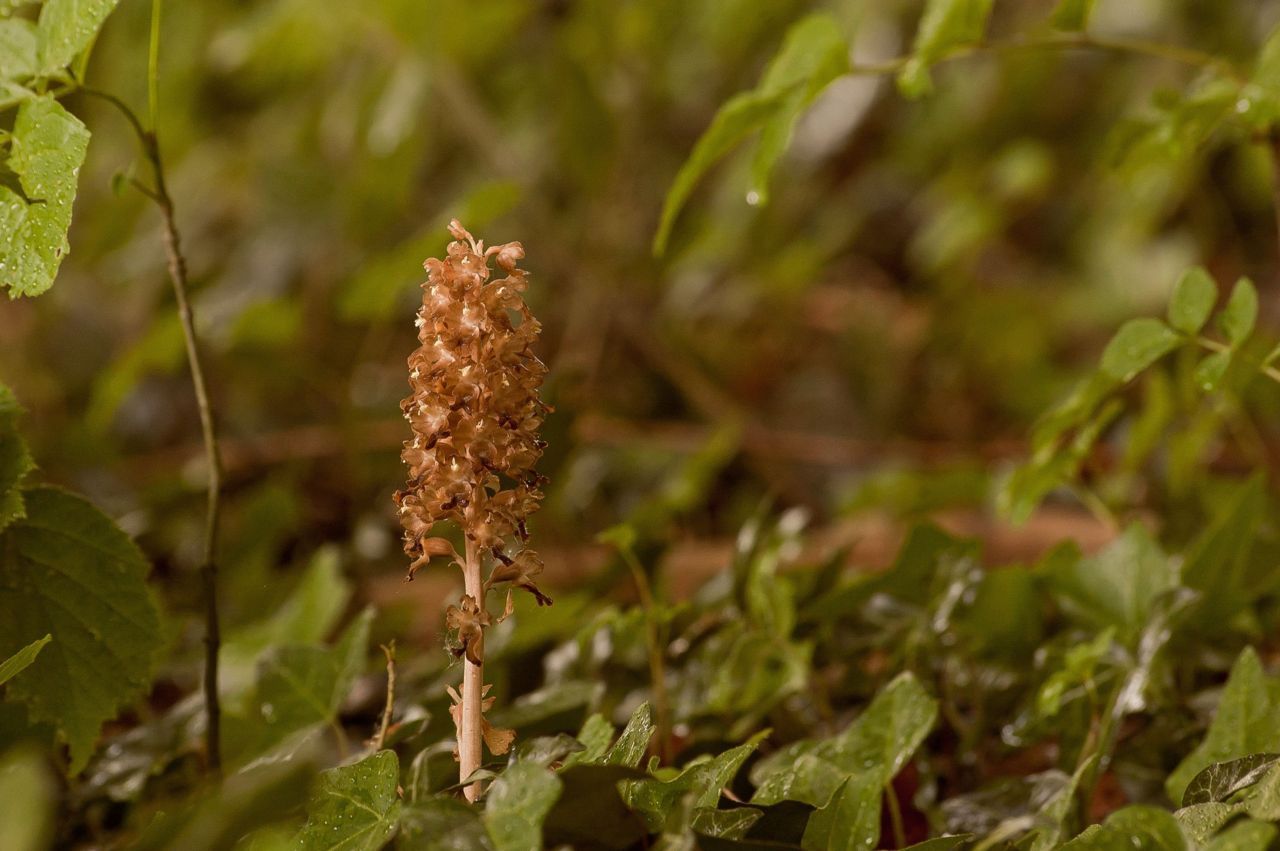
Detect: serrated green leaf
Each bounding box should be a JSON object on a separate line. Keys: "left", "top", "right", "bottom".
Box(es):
{"left": 0, "top": 384, "right": 33, "bottom": 532}
{"left": 35, "top": 0, "right": 119, "bottom": 73}
{"left": 897, "top": 0, "right": 994, "bottom": 98}
{"left": 1219, "top": 278, "right": 1258, "bottom": 347}
{"left": 1167, "top": 648, "right": 1280, "bottom": 803}
{"left": 485, "top": 761, "right": 563, "bottom": 851}
{"left": 1100, "top": 318, "right": 1181, "bottom": 381}
{"left": 1183, "top": 753, "right": 1280, "bottom": 807}
{"left": 653, "top": 14, "right": 850, "bottom": 255}
{"left": 0, "top": 96, "right": 90, "bottom": 298}
{"left": 601, "top": 701, "right": 653, "bottom": 767}
{"left": 1168, "top": 267, "right": 1217, "bottom": 334}
{"left": 0, "top": 746, "right": 54, "bottom": 851}
{"left": 0, "top": 633, "right": 49, "bottom": 686}
{"left": 0, "top": 487, "right": 162, "bottom": 773}
{"left": 295, "top": 750, "right": 401, "bottom": 851}
{"left": 1050, "top": 0, "right": 1096, "bottom": 30}
{"left": 0, "top": 18, "right": 38, "bottom": 79}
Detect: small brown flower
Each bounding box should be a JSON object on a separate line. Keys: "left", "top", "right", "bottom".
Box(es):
{"left": 445, "top": 595, "right": 490, "bottom": 666}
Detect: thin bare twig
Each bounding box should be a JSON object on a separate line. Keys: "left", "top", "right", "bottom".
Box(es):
{"left": 80, "top": 84, "right": 225, "bottom": 777}
{"left": 372, "top": 641, "right": 397, "bottom": 750}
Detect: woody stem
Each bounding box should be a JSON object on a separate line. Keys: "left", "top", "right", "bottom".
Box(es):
{"left": 460, "top": 536, "right": 485, "bottom": 801}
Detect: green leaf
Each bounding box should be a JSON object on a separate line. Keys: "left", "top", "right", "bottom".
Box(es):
{"left": 0, "top": 747, "right": 54, "bottom": 851}
{"left": 747, "top": 13, "right": 849, "bottom": 206}
{"left": 1168, "top": 267, "right": 1217, "bottom": 334}
{"left": 1203, "top": 820, "right": 1277, "bottom": 851}
{"left": 751, "top": 672, "right": 937, "bottom": 807}
{"left": 1050, "top": 0, "right": 1097, "bottom": 30}
{"left": 800, "top": 773, "right": 882, "bottom": 851}
{"left": 560, "top": 713, "right": 612, "bottom": 768}
{"left": 692, "top": 806, "right": 762, "bottom": 839}
{"left": 620, "top": 739, "right": 759, "bottom": 832}
{"left": 0, "top": 96, "right": 90, "bottom": 298}
{"left": 0, "top": 18, "right": 38, "bottom": 79}
{"left": 1218, "top": 278, "right": 1258, "bottom": 347}
{"left": 1194, "top": 350, "right": 1232, "bottom": 392}
{"left": 0, "top": 634, "right": 49, "bottom": 686}
{"left": 1100, "top": 318, "right": 1181, "bottom": 381}
{"left": 398, "top": 797, "right": 493, "bottom": 850}
{"left": 1035, "top": 628, "right": 1115, "bottom": 718}
{"left": 484, "top": 761, "right": 564, "bottom": 851}
{"left": 897, "top": 0, "right": 995, "bottom": 98}
{"left": 295, "top": 750, "right": 402, "bottom": 851}
{"left": 220, "top": 546, "right": 352, "bottom": 695}
{"left": 1242, "top": 762, "right": 1280, "bottom": 820}
{"left": 653, "top": 13, "right": 849, "bottom": 255}
{"left": 234, "top": 608, "right": 372, "bottom": 757}
{"left": 35, "top": 0, "right": 119, "bottom": 73}
{"left": 1183, "top": 754, "right": 1280, "bottom": 807}
{"left": 600, "top": 701, "right": 653, "bottom": 768}
{"left": 1181, "top": 475, "right": 1265, "bottom": 625}
{"left": 542, "top": 764, "right": 649, "bottom": 849}
{"left": 903, "top": 837, "right": 973, "bottom": 851}
{"left": 1166, "top": 647, "right": 1280, "bottom": 803}
{"left": 0, "top": 486, "right": 162, "bottom": 773}
{"left": 1046, "top": 525, "right": 1177, "bottom": 644}
{"left": 1175, "top": 803, "right": 1240, "bottom": 845}
{"left": 1062, "top": 805, "right": 1187, "bottom": 850}
{"left": 0, "top": 384, "right": 34, "bottom": 532}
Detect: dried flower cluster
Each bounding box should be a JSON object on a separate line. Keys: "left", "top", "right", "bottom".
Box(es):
{"left": 394, "top": 220, "right": 550, "bottom": 791}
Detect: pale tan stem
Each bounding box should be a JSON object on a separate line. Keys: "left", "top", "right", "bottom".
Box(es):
{"left": 460, "top": 537, "right": 485, "bottom": 801}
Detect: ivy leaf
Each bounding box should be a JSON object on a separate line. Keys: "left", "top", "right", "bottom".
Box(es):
{"left": 1100, "top": 318, "right": 1181, "bottom": 381}
{"left": 0, "top": 18, "right": 38, "bottom": 79}
{"left": 653, "top": 13, "right": 849, "bottom": 255}
{"left": 484, "top": 761, "right": 564, "bottom": 851}
{"left": 620, "top": 739, "right": 759, "bottom": 832}
{"left": 295, "top": 750, "right": 402, "bottom": 851}
{"left": 898, "top": 0, "right": 995, "bottom": 98}
{"left": 1166, "top": 647, "right": 1280, "bottom": 803}
{"left": 231, "top": 608, "right": 372, "bottom": 759}
{"left": 35, "top": 0, "right": 120, "bottom": 73}
{"left": 751, "top": 672, "right": 937, "bottom": 808}
{"left": 0, "top": 634, "right": 49, "bottom": 686}
{"left": 0, "top": 486, "right": 162, "bottom": 773}
{"left": 1060, "top": 805, "right": 1187, "bottom": 850}
{"left": 542, "top": 764, "right": 649, "bottom": 849}
{"left": 0, "top": 95, "right": 90, "bottom": 298}
{"left": 1181, "top": 475, "right": 1265, "bottom": 626}
{"left": 0, "top": 384, "right": 34, "bottom": 532}
{"left": 600, "top": 701, "right": 653, "bottom": 768}
{"left": 1050, "top": 0, "right": 1097, "bottom": 31}
{"left": 1183, "top": 753, "right": 1280, "bottom": 807}
{"left": 1218, "top": 278, "right": 1258, "bottom": 347}
{"left": 398, "top": 797, "right": 493, "bottom": 850}
{"left": 1203, "top": 820, "right": 1277, "bottom": 851}
{"left": 800, "top": 773, "right": 882, "bottom": 851}
{"left": 1046, "top": 525, "right": 1177, "bottom": 644}
{"left": 1167, "top": 267, "right": 1217, "bottom": 335}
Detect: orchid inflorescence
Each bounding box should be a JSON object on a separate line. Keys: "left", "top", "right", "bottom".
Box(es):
{"left": 394, "top": 220, "right": 551, "bottom": 791}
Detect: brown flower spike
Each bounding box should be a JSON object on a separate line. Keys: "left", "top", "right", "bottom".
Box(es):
{"left": 395, "top": 220, "right": 550, "bottom": 800}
